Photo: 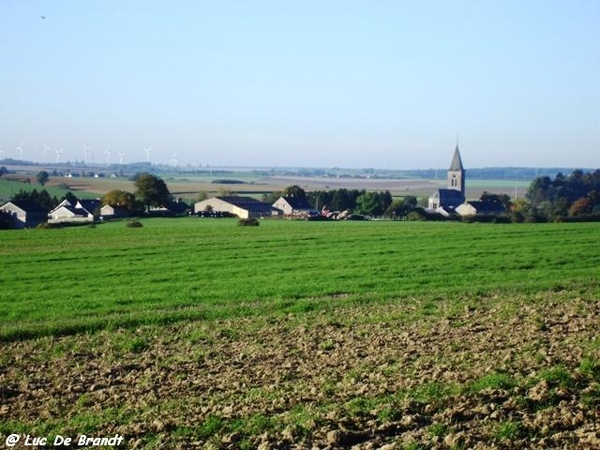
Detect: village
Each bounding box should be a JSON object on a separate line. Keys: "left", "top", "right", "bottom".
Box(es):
{"left": 0, "top": 146, "right": 521, "bottom": 229}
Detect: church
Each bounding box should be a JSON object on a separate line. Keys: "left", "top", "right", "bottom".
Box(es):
{"left": 428, "top": 145, "right": 466, "bottom": 213}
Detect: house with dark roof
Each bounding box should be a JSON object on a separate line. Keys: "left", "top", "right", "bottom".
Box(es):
{"left": 272, "top": 196, "right": 319, "bottom": 218}
{"left": 195, "top": 196, "right": 281, "bottom": 219}
{"left": 48, "top": 200, "right": 95, "bottom": 224}
{"left": 428, "top": 145, "right": 466, "bottom": 213}
{"left": 100, "top": 204, "right": 131, "bottom": 219}
{"left": 76, "top": 199, "right": 101, "bottom": 215}
{"left": 0, "top": 201, "right": 48, "bottom": 228}
{"left": 456, "top": 201, "right": 506, "bottom": 217}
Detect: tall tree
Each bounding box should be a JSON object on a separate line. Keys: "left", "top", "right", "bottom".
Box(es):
{"left": 480, "top": 191, "right": 512, "bottom": 210}
{"left": 356, "top": 192, "right": 384, "bottom": 217}
{"left": 101, "top": 189, "right": 138, "bottom": 211}
{"left": 283, "top": 185, "right": 307, "bottom": 200}
{"left": 36, "top": 170, "right": 49, "bottom": 186}
{"left": 63, "top": 192, "right": 78, "bottom": 205}
{"left": 133, "top": 173, "right": 171, "bottom": 211}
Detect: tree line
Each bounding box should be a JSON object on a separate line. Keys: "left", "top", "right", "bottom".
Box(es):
{"left": 525, "top": 169, "right": 600, "bottom": 221}
{"left": 263, "top": 186, "right": 421, "bottom": 218}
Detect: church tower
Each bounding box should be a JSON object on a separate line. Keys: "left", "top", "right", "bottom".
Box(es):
{"left": 447, "top": 144, "right": 465, "bottom": 196}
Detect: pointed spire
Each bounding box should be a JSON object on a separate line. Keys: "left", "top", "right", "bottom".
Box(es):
{"left": 449, "top": 144, "right": 464, "bottom": 171}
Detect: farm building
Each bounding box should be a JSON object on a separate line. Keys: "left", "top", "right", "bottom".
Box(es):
{"left": 194, "top": 196, "right": 280, "bottom": 219}
{"left": 0, "top": 201, "right": 48, "bottom": 228}
{"left": 456, "top": 201, "right": 506, "bottom": 216}
{"left": 100, "top": 204, "right": 131, "bottom": 219}
{"left": 272, "top": 196, "right": 319, "bottom": 218}
{"left": 149, "top": 200, "right": 189, "bottom": 217}
{"left": 48, "top": 200, "right": 95, "bottom": 224}
{"left": 428, "top": 145, "right": 466, "bottom": 213}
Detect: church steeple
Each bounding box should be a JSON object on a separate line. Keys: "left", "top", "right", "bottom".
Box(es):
{"left": 447, "top": 144, "right": 465, "bottom": 196}
{"left": 449, "top": 144, "right": 464, "bottom": 171}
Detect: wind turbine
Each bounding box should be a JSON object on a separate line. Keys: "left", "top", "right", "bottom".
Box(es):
{"left": 170, "top": 150, "right": 179, "bottom": 167}
{"left": 55, "top": 148, "right": 64, "bottom": 163}
{"left": 43, "top": 143, "right": 51, "bottom": 161}
{"left": 104, "top": 145, "right": 111, "bottom": 166}
{"left": 144, "top": 146, "right": 152, "bottom": 163}
{"left": 83, "top": 144, "right": 90, "bottom": 164}
{"left": 118, "top": 151, "right": 126, "bottom": 164}
{"left": 0, "top": 149, "right": 5, "bottom": 159}
{"left": 16, "top": 142, "right": 24, "bottom": 160}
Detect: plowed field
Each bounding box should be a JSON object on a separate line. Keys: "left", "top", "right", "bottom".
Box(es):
{"left": 1, "top": 220, "right": 599, "bottom": 449}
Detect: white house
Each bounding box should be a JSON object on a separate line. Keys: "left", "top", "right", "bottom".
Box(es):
{"left": 456, "top": 201, "right": 506, "bottom": 217}
{"left": 271, "top": 196, "right": 318, "bottom": 218}
{"left": 48, "top": 200, "right": 94, "bottom": 224}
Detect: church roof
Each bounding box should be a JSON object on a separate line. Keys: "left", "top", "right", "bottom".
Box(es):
{"left": 449, "top": 144, "right": 464, "bottom": 171}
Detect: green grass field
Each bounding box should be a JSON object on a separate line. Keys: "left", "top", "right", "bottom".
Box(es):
{"left": 1, "top": 219, "right": 599, "bottom": 341}
{"left": 2, "top": 219, "right": 600, "bottom": 448}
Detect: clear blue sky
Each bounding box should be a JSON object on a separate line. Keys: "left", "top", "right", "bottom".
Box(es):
{"left": 1, "top": 0, "right": 599, "bottom": 169}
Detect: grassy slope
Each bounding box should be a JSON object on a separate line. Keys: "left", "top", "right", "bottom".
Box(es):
{"left": 1, "top": 219, "right": 599, "bottom": 448}
{"left": 0, "top": 178, "right": 98, "bottom": 203}
{"left": 1, "top": 219, "right": 599, "bottom": 341}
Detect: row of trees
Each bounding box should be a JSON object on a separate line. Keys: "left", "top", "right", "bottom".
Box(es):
{"left": 264, "top": 186, "right": 418, "bottom": 218}
{"left": 526, "top": 169, "right": 600, "bottom": 220}
{"left": 12, "top": 188, "right": 61, "bottom": 211}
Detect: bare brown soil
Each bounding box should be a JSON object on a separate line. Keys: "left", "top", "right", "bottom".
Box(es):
{"left": 1, "top": 292, "right": 599, "bottom": 449}
{"left": 256, "top": 176, "right": 440, "bottom": 197}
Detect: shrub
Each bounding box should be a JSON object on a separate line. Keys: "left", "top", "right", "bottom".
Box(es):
{"left": 238, "top": 217, "right": 259, "bottom": 226}
{"left": 36, "top": 222, "right": 56, "bottom": 229}
{"left": 126, "top": 220, "right": 143, "bottom": 228}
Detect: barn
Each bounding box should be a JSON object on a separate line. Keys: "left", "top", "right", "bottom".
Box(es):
{"left": 194, "top": 196, "right": 281, "bottom": 219}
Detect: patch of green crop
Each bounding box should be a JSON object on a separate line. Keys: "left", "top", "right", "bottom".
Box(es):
{"left": 468, "top": 372, "right": 517, "bottom": 393}
{"left": 579, "top": 357, "right": 600, "bottom": 381}
{"left": 495, "top": 420, "right": 523, "bottom": 441}
{"left": 429, "top": 422, "right": 448, "bottom": 438}
{"left": 537, "top": 365, "right": 573, "bottom": 389}
{"left": 198, "top": 415, "right": 225, "bottom": 439}
{"left": 2, "top": 220, "right": 600, "bottom": 341}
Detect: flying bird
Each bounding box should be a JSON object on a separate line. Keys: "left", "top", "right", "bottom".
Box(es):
{"left": 41, "top": 16, "right": 46, "bottom": 19}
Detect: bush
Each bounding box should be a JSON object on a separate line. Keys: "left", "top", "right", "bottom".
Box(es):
{"left": 126, "top": 220, "right": 143, "bottom": 228}
{"left": 36, "top": 222, "right": 57, "bottom": 229}
{"left": 238, "top": 218, "right": 259, "bottom": 226}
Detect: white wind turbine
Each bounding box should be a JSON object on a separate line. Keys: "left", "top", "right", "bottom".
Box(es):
{"left": 104, "top": 145, "right": 111, "bottom": 166}
{"left": 83, "top": 144, "right": 91, "bottom": 164}
{"left": 55, "top": 148, "right": 64, "bottom": 163}
{"left": 16, "top": 142, "right": 24, "bottom": 160}
{"left": 170, "top": 150, "right": 179, "bottom": 166}
{"left": 118, "top": 151, "right": 126, "bottom": 164}
{"left": 43, "top": 143, "right": 51, "bottom": 161}
{"left": 0, "top": 149, "right": 5, "bottom": 159}
{"left": 144, "top": 146, "right": 152, "bottom": 163}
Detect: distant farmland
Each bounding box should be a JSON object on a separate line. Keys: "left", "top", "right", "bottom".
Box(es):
{"left": 1, "top": 168, "right": 531, "bottom": 203}
{"left": 1, "top": 219, "right": 598, "bottom": 448}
